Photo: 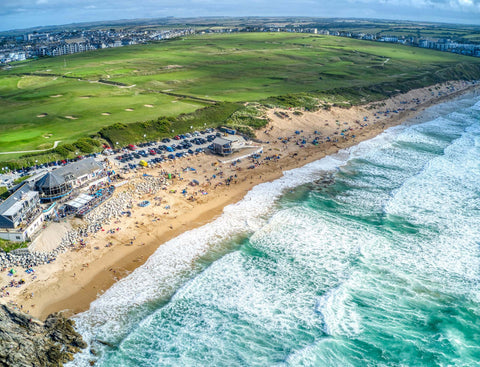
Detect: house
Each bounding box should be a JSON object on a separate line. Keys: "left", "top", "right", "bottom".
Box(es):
{"left": 0, "top": 183, "right": 44, "bottom": 242}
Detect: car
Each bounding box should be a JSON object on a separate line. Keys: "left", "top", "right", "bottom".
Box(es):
{"left": 168, "top": 154, "right": 175, "bottom": 160}
{"left": 187, "top": 149, "right": 194, "bottom": 155}
{"left": 173, "top": 135, "right": 181, "bottom": 140}
{"left": 162, "top": 138, "right": 171, "bottom": 143}
{"left": 175, "top": 152, "right": 184, "bottom": 158}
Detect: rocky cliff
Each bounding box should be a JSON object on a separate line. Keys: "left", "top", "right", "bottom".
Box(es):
{"left": 0, "top": 304, "right": 86, "bottom": 366}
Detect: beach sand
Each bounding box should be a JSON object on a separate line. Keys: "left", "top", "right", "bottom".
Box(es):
{"left": 1, "top": 80, "right": 478, "bottom": 320}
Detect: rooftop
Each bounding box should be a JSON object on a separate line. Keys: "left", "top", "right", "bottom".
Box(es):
{"left": 212, "top": 137, "right": 233, "bottom": 146}
{"left": 0, "top": 183, "right": 35, "bottom": 217}
{"left": 2, "top": 191, "right": 37, "bottom": 217}
{"left": 52, "top": 157, "right": 103, "bottom": 180}
{"left": 65, "top": 193, "right": 94, "bottom": 210}
{"left": 36, "top": 172, "right": 65, "bottom": 189}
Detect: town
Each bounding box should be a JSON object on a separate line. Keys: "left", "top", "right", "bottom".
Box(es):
{"left": 0, "top": 27, "right": 194, "bottom": 63}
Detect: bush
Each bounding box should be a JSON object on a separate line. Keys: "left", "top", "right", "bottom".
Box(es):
{"left": 0, "top": 238, "right": 28, "bottom": 253}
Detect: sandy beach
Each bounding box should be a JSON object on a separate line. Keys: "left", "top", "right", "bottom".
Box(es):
{"left": 0, "top": 80, "right": 478, "bottom": 320}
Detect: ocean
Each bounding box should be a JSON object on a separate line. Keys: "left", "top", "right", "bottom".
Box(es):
{"left": 70, "top": 92, "right": 480, "bottom": 366}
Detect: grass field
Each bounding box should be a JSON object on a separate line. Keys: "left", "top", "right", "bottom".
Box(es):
{"left": 1, "top": 32, "right": 480, "bottom": 163}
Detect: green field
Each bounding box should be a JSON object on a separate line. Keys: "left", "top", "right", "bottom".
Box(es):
{"left": 1, "top": 32, "right": 480, "bottom": 164}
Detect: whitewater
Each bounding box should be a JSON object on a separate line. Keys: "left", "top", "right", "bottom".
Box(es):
{"left": 70, "top": 92, "right": 480, "bottom": 366}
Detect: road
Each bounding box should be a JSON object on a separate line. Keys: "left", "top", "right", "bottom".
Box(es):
{"left": 0, "top": 141, "right": 61, "bottom": 155}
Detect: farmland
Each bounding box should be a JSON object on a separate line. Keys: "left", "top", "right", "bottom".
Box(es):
{"left": 1, "top": 32, "right": 480, "bottom": 164}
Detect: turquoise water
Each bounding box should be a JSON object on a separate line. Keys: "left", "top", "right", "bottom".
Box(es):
{"left": 71, "top": 94, "right": 480, "bottom": 366}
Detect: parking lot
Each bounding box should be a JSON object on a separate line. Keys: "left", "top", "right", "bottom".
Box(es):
{"left": 0, "top": 128, "right": 222, "bottom": 187}
{"left": 107, "top": 128, "right": 221, "bottom": 171}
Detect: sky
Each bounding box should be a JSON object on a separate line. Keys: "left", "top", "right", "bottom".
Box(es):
{"left": 1, "top": 0, "right": 480, "bottom": 32}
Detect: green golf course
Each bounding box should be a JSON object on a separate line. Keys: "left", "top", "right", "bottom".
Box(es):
{"left": 1, "top": 32, "right": 480, "bottom": 166}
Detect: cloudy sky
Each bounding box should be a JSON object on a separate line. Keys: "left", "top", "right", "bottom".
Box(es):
{"left": 1, "top": 0, "right": 480, "bottom": 32}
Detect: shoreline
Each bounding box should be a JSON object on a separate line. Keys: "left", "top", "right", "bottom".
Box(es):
{"left": 1, "top": 80, "right": 479, "bottom": 320}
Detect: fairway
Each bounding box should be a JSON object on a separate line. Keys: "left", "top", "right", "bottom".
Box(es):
{"left": 1, "top": 32, "right": 480, "bottom": 155}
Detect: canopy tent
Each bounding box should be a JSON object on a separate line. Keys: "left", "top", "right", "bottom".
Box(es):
{"left": 65, "top": 193, "right": 94, "bottom": 211}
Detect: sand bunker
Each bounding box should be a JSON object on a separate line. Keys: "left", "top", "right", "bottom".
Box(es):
{"left": 125, "top": 108, "right": 134, "bottom": 112}
{"left": 65, "top": 115, "right": 78, "bottom": 120}
{"left": 144, "top": 104, "right": 154, "bottom": 108}
{"left": 101, "top": 112, "right": 111, "bottom": 116}
{"left": 37, "top": 113, "right": 48, "bottom": 118}
{"left": 50, "top": 94, "right": 63, "bottom": 98}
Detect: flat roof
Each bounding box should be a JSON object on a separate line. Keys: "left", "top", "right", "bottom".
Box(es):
{"left": 65, "top": 193, "right": 94, "bottom": 209}
{"left": 212, "top": 137, "right": 232, "bottom": 146}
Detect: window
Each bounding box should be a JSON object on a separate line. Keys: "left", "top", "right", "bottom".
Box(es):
{"left": 16, "top": 236, "right": 21, "bottom": 240}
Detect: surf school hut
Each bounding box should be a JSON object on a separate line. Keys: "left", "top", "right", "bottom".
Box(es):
{"left": 211, "top": 137, "right": 233, "bottom": 156}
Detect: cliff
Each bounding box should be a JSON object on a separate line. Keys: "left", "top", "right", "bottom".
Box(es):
{"left": 0, "top": 305, "right": 86, "bottom": 366}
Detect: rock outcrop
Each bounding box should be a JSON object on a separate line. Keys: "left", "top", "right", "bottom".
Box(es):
{"left": 0, "top": 305, "right": 86, "bottom": 366}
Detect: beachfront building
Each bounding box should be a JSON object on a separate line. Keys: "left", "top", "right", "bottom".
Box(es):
{"left": 211, "top": 137, "right": 233, "bottom": 156}
{"left": 35, "top": 158, "right": 104, "bottom": 202}
{"left": 0, "top": 183, "right": 44, "bottom": 242}
{"left": 35, "top": 172, "right": 70, "bottom": 202}
{"left": 211, "top": 135, "right": 248, "bottom": 156}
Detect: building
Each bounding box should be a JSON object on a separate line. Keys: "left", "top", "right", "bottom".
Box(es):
{"left": 211, "top": 135, "right": 248, "bottom": 156}
{"left": 35, "top": 172, "right": 70, "bottom": 202}
{"left": 35, "top": 158, "right": 103, "bottom": 202}
{"left": 0, "top": 183, "right": 44, "bottom": 242}
{"left": 211, "top": 137, "right": 233, "bottom": 156}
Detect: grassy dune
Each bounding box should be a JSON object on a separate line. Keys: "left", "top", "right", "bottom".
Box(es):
{"left": 1, "top": 32, "right": 480, "bottom": 162}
